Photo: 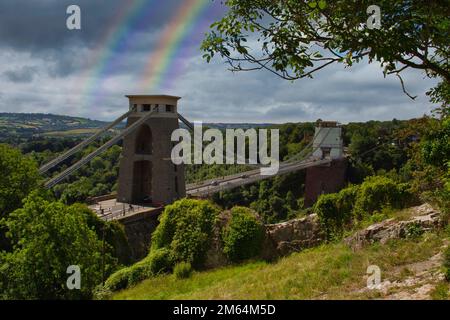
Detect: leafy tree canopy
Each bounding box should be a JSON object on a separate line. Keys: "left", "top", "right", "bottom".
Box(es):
{"left": 0, "top": 191, "right": 114, "bottom": 299}
{"left": 202, "top": 0, "right": 449, "bottom": 102}
{"left": 0, "top": 144, "right": 40, "bottom": 218}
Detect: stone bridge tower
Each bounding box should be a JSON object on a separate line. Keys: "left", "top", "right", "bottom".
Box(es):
{"left": 304, "top": 120, "right": 347, "bottom": 207}
{"left": 117, "top": 95, "right": 186, "bottom": 205}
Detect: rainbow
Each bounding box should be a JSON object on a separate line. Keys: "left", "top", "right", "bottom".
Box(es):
{"left": 72, "top": 0, "right": 224, "bottom": 114}
{"left": 77, "top": 0, "right": 153, "bottom": 106}
{"left": 138, "top": 0, "right": 210, "bottom": 92}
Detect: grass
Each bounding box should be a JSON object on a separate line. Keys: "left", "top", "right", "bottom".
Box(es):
{"left": 112, "top": 232, "right": 446, "bottom": 300}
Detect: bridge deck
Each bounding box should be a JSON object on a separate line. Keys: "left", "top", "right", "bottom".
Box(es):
{"left": 186, "top": 157, "right": 332, "bottom": 197}
{"left": 89, "top": 198, "right": 159, "bottom": 221}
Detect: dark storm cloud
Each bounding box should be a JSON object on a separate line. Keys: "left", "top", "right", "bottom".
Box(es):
{"left": 0, "top": 0, "right": 185, "bottom": 52}
{"left": 3, "top": 66, "right": 38, "bottom": 83}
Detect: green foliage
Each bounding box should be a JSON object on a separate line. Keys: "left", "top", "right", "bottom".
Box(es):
{"left": 51, "top": 144, "right": 122, "bottom": 204}
{"left": 202, "top": 1, "right": 449, "bottom": 104}
{"left": 404, "top": 223, "right": 424, "bottom": 239}
{"left": 222, "top": 207, "right": 264, "bottom": 262}
{"left": 151, "top": 198, "right": 220, "bottom": 267}
{"left": 104, "top": 266, "right": 132, "bottom": 292}
{"left": 314, "top": 185, "right": 359, "bottom": 239}
{"left": 105, "top": 248, "right": 173, "bottom": 291}
{"left": 0, "top": 191, "right": 111, "bottom": 299}
{"left": 0, "top": 144, "right": 40, "bottom": 218}
{"left": 421, "top": 118, "right": 450, "bottom": 167}
{"left": 173, "top": 262, "right": 193, "bottom": 279}
{"left": 315, "top": 176, "right": 414, "bottom": 240}
{"left": 353, "top": 176, "right": 413, "bottom": 217}
{"left": 148, "top": 248, "right": 173, "bottom": 275}
{"left": 72, "top": 203, "right": 132, "bottom": 266}
{"left": 126, "top": 257, "right": 154, "bottom": 287}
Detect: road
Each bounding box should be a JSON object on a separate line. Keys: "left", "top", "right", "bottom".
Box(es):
{"left": 186, "top": 157, "right": 332, "bottom": 197}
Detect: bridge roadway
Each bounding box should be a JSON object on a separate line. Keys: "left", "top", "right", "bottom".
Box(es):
{"left": 92, "top": 157, "right": 332, "bottom": 221}
{"left": 89, "top": 198, "right": 159, "bottom": 221}
{"left": 186, "top": 157, "right": 332, "bottom": 197}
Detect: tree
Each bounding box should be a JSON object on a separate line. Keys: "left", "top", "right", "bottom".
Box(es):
{"left": 0, "top": 191, "right": 112, "bottom": 299}
{"left": 202, "top": 0, "right": 449, "bottom": 100}
{"left": 0, "top": 144, "right": 40, "bottom": 218}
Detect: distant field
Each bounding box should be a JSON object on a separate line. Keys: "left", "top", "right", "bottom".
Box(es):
{"left": 42, "top": 128, "right": 100, "bottom": 136}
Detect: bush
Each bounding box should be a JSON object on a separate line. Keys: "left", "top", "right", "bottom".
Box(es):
{"left": 314, "top": 185, "right": 359, "bottom": 239}
{"left": 315, "top": 177, "right": 416, "bottom": 240}
{"left": 148, "top": 248, "right": 173, "bottom": 275}
{"left": 104, "top": 267, "right": 131, "bottom": 291}
{"left": 222, "top": 207, "right": 264, "bottom": 262}
{"left": 173, "top": 262, "right": 192, "bottom": 279}
{"left": 353, "top": 176, "right": 413, "bottom": 217}
{"left": 127, "top": 258, "right": 153, "bottom": 286}
{"left": 105, "top": 248, "right": 173, "bottom": 291}
{"left": 151, "top": 198, "right": 220, "bottom": 267}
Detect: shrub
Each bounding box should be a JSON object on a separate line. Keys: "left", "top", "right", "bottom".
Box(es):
{"left": 314, "top": 185, "right": 359, "bottom": 239}
{"left": 173, "top": 262, "right": 192, "bottom": 279}
{"left": 104, "top": 266, "right": 132, "bottom": 291}
{"left": 105, "top": 248, "right": 173, "bottom": 291}
{"left": 353, "top": 176, "right": 413, "bottom": 217}
{"left": 127, "top": 257, "right": 153, "bottom": 286}
{"left": 151, "top": 198, "right": 220, "bottom": 267}
{"left": 148, "top": 248, "right": 173, "bottom": 275}
{"left": 222, "top": 207, "right": 264, "bottom": 262}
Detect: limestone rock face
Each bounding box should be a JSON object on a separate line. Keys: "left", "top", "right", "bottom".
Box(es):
{"left": 261, "top": 214, "right": 325, "bottom": 259}
{"left": 344, "top": 203, "right": 442, "bottom": 250}
{"left": 204, "top": 212, "right": 326, "bottom": 267}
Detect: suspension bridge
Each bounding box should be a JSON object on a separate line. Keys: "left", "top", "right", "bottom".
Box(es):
{"left": 39, "top": 95, "right": 346, "bottom": 222}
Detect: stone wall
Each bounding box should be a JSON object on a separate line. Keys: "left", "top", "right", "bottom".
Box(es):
{"left": 118, "top": 208, "right": 163, "bottom": 261}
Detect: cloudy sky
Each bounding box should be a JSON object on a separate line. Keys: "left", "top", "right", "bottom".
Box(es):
{"left": 0, "top": 0, "right": 437, "bottom": 124}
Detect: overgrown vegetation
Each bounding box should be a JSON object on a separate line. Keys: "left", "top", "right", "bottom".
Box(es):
{"left": 112, "top": 233, "right": 447, "bottom": 300}
{"left": 314, "top": 176, "right": 415, "bottom": 240}
{"left": 0, "top": 146, "right": 132, "bottom": 299}
{"left": 222, "top": 207, "right": 264, "bottom": 262}
{"left": 151, "top": 198, "right": 220, "bottom": 267}
{"left": 0, "top": 191, "right": 114, "bottom": 299}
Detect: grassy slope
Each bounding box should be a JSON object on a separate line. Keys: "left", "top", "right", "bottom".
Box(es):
{"left": 113, "top": 231, "right": 449, "bottom": 300}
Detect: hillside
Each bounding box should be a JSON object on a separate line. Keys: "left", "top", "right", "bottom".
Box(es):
{"left": 112, "top": 206, "right": 450, "bottom": 300}
{"left": 0, "top": 112, "right": 274, "bottom": 140}
{"left": 0, "top": 113, "right": 121, "bottom": 138}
